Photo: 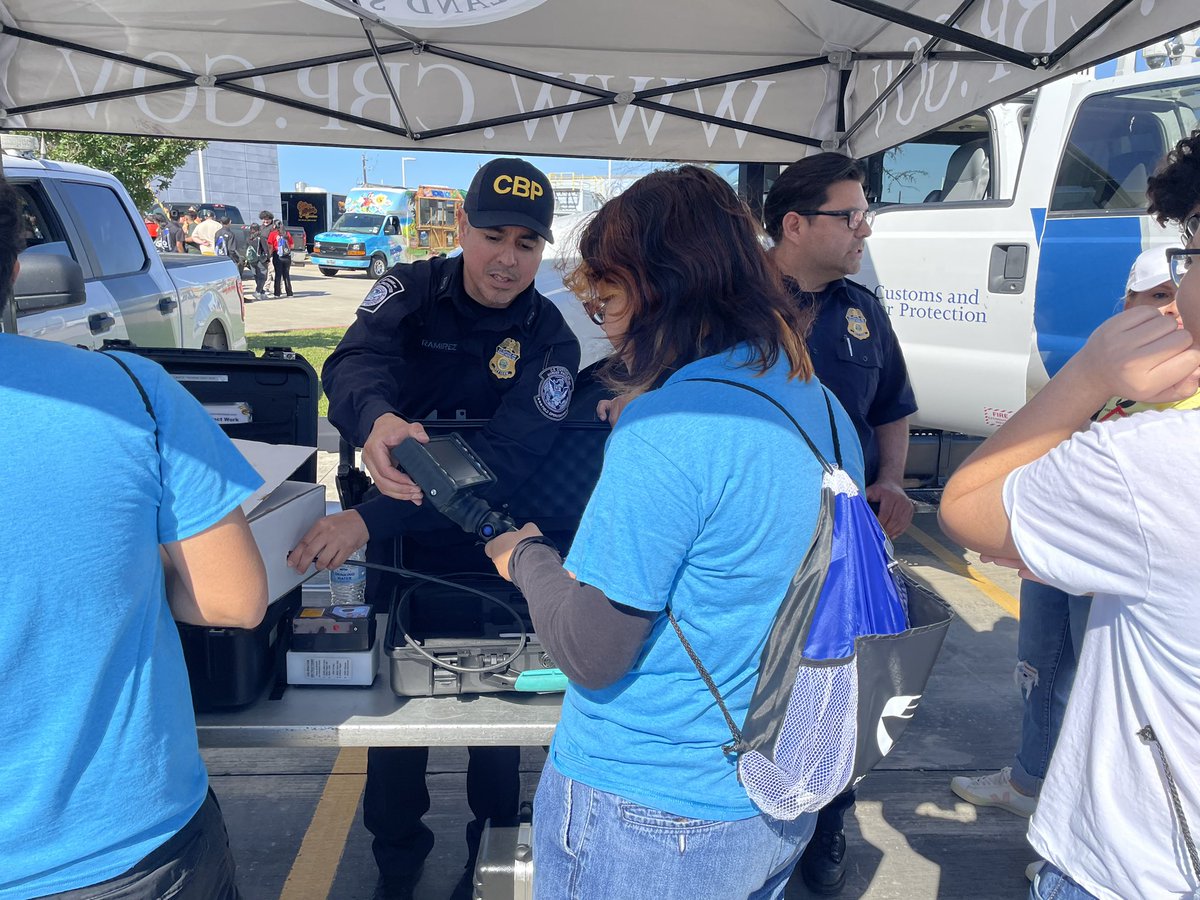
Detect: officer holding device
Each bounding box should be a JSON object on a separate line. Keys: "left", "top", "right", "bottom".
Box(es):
{"left": 288, "top": 157, "right": 579, "bottom": 900}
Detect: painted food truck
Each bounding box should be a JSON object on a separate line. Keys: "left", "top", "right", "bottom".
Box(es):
{"left": 310, "top": 185, "right": 464, "bottom": 278}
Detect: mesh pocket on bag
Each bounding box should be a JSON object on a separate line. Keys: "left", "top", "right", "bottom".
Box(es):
{"left": 738, "top": 660, "right": 858, "bottom": 820}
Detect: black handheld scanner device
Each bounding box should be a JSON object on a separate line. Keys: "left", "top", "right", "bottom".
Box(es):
{"left": 389, "top": 434, "right": 518, "bottom": 540}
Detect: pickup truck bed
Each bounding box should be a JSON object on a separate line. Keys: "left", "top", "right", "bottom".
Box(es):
{"left": 160, "top": 253, "right": 247, "bottom": 350}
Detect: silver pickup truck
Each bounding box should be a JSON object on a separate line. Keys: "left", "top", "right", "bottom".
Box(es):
{"left": 4, "top": 153, "right": 246, "bottom": 350}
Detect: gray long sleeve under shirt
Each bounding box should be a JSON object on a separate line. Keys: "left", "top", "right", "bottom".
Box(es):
{"left": 507, "top": 540, "right": 657, "bottom": 690}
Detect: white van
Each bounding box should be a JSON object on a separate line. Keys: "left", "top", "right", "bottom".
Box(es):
{"left": 855, "top": 63, "right": 1200, "bottom": 440}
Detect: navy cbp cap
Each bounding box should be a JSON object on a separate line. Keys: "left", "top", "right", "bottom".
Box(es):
{"left": 464, "top": 158, "right": 555, "bottom": 244}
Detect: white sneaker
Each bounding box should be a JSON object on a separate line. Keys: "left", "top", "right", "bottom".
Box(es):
{"left": 950, "top": 767, "right": 1037, "bottom": 817}
{"left": 1026, "top": 860, "right": 1046, "bottom": 882}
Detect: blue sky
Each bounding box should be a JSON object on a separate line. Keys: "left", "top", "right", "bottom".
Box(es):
{"left": 277, "top": 145, "right": 700, "bottom": 194}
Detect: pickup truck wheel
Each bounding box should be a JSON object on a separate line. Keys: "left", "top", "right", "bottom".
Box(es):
{"left": 319, "top": 266, "right": 340, "bottom": 277}
{"left": 202, "top": 323, "right": 229, "bottom": 351}
{"left": 369, "top": 255, "right": 388, "bottom": 279}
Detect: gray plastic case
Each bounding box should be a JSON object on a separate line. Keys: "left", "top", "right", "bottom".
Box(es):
{"left": 385, "top": 574, "right": 564, "bottom": 697}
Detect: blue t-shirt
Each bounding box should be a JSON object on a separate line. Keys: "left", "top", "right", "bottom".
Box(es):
{"left": 555, "top": 348, "right": 864, "bottom": 821}
{"left": 0, "top": 337, "right": 261, "bottom": 898}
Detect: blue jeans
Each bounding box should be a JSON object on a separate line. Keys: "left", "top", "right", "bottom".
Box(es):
{"left": 1011, "top": 581, "right": 1090, "bottom": 797}
{"left": 1030, "top": 863, "right": 1099, "bottom": 899}
{"left": 533, "top": 758, "right": 816, "bottom": 900}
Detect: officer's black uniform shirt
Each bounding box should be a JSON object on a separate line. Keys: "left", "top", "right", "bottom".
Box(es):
{"left": 324, "top": 254, "right": 581, "bottom": 539}
{"left": 787, "top": 276, "right": 917, "bottom": 484}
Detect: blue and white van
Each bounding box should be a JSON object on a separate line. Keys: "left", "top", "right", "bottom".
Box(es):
{"left": 855, "top": 61, "right": 1200, "bottom": 438}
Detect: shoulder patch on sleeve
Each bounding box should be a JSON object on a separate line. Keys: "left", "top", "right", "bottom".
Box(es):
{"left": 360, "top": 274, "right": 405, "bottom": 314}
{"left": 535, "top": 365, "right": 574, "bottom": 421}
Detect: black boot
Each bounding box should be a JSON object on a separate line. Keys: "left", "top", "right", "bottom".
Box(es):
{"left": 798, "top": 827, "right": 847, "bottom": 895}
{"left": 372, "top": 866, "right": 422, "bottom": 900}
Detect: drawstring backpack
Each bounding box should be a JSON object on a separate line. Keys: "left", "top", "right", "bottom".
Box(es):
{"left": 668, "top": 377, "right": 954, "bottom": 821}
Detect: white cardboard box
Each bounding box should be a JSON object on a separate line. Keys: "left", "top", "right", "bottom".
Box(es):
{"left": 233, "top": 439, "right": 326, "bottom": 604}
{"left": 246, "top": 480, "right": 326, "bottom": 603}
{"left": 287, "top": 638, "right": 380, "bottom": 686}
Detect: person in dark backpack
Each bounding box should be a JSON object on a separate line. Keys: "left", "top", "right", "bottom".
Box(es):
{"left": 212, "top": 217, "right": 238, "bottom": 271}
{"left": 268, "top": 220, "right": 294, "bottom": 297}
{"left": 152, "top": 213, "right": 175, "bottom": 253}
{"left": 245, "top": 224, "right": 269, "bottom": 301}
{"left": 483, "top": 166, "right": 859, "bottom": 900}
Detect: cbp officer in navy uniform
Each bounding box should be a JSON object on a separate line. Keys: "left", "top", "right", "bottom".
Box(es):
{"left": 290, "top": 158, "right": 580, "bottom": 900}
{"left": 764, "top": 153, "right": 918, "bottom": 896}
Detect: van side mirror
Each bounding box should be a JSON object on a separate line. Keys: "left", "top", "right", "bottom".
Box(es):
{"left": 13, "top": 252, "right": 87, "bottom": 315}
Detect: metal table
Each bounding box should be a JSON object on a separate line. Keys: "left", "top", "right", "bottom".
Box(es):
{"left": 195, "top": 615, "right": 563, "bottom": 748}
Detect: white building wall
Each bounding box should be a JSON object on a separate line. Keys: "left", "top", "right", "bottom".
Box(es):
{"left": 159, "top": 142, "right": 281, "bottom": 222}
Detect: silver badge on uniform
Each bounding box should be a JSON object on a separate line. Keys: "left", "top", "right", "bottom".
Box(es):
{"left": 360, "top": 275, "right": 403, "bottom": 313}
{"left": 535, "top": 366, "right": 573, "bottom": 421}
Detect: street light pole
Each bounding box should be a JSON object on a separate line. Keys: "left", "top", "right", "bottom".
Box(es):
{"left": 401, "top": 156, "right": 416, "bottom": 187}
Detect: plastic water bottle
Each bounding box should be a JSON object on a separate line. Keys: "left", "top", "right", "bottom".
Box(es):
{"left": 330, "top": 546, "right": 367, "bottom": 604}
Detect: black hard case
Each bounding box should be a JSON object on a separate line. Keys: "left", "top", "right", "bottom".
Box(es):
{"left": 122, "top": 344, "right": 320, "bottom": 709}
{"left": 381, "top": 418, "right": 610, "bottom": 698}
{"left": 120, "top": 344, "right": 320, "bottom": 481}
{"left": 177, "top": 590, "right": 301, "bottom": 711}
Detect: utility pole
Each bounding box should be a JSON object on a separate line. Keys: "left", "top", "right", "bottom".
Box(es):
{"left": 361, "top": 152, "right": 368, "bottom": 185}
{"left": 401, "top": 156, "right": 416, "bottom": 187}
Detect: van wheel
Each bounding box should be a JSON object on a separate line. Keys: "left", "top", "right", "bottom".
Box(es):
{"left": 319, "top": 267, "right": 340, "bottom": 277}
{"left": 369, "top": 255, "right": 388, "bottom": 279}
{"left": 202, "top": 323, "right": 229, "bottom": 351}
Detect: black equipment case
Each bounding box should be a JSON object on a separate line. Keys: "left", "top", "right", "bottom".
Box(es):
{"left": 120, "top": 344, "right": 320, "bottom": 710}
{"left": 380, "top": 418, "right": 610, "bottom": 698}
{"left": 121, "top": 344, "right": 320, "bottom": 482}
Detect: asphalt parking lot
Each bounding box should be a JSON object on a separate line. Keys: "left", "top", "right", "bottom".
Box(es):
{"left": 243, "top": 265, "right": 370, "bottom": 334}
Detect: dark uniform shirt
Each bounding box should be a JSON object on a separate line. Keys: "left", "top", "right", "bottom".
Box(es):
{"left": 324, "top": 254, "right": 581, "bottom": 539}
{"left": 787, "top": 276, "right": 917, "bottom": 484}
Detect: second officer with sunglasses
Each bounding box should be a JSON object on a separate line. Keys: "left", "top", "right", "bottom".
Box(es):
{"left": 764, "top": 152, "right": 918, "bottom": 897}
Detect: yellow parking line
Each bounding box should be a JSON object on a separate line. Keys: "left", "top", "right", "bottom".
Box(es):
{"left": 279, "top": 747, "right": 368, "bottom": 900}
{"left": 906, "top": 523, "right": 1020, "bottom": 620}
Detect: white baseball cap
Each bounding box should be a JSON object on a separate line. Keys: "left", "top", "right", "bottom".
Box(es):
{"left": 1126, "top": 247, "right": 1174, "bottom": 292}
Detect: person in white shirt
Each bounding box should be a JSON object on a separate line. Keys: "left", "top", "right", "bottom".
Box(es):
{"left": 940, "top": 128, "right": 1200, "bottom": 900}
{"left": 190, "top": 211, "right": 223, "bottom": 255}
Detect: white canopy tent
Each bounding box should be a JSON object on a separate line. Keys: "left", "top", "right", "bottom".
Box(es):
{"left": 1, "top": 1, "right": 1198, "bottom": 163}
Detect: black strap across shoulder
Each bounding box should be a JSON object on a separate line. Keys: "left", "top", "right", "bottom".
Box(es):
{"left": 101, "top": 351, "right": 160, "bottom": 453}
{"left": 666, "top": 375, "right": 845, "bottom": 754}
{"left": 679, "top": 376, "right": 842, "bottom": 472}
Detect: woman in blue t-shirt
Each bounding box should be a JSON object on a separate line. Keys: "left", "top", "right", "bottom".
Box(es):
{"left": 484, "top": 165, "right": 864, "bottom": 900}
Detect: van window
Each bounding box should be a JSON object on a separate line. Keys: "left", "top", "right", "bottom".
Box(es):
{"left": 1050, "top": 79, "right": 1200, "bottom": 214}
{"left": 59, "top": 181, "right": 147, "bottom": 277}
{"left": 869, "top": 117, "right": 993, "bottom": 205}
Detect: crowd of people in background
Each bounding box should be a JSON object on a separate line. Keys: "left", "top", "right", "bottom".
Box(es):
{"left": 149, "top": 205, "right": 299, "bottom": 301}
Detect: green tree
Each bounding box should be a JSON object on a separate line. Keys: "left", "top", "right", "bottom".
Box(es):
{"left": 882, "top": 146, "right": 927, "bottom": 202}
{"left": 24, "top": 133, "right": 206, "bottom": 211}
